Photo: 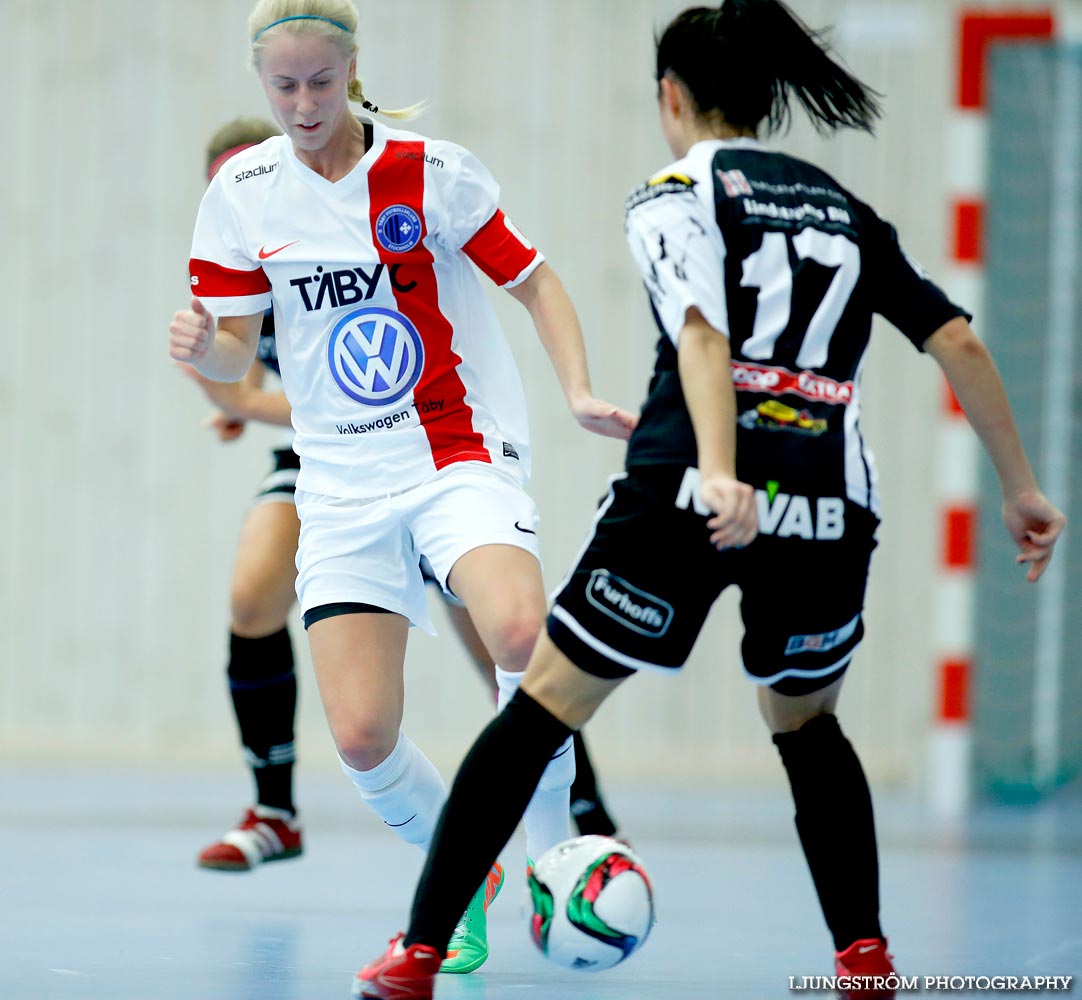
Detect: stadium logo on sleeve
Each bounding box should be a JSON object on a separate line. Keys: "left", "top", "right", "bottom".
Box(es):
{"left": 375, "top": 204, "right": 423, "bottom": 253}
{"left": 235, "top": 162, "right": 279, "bottom": 183}
{"left": 327, "top": 306, "right": 425, "bottom": 406}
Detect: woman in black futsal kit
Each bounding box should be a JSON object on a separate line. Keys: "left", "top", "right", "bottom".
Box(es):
{"left": 356, "top": 2, "right": 1066, "bottom": 998}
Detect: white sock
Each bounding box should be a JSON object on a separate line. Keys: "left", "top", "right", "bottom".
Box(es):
{"left": 339, "top": 731, "right": 446, "bottom": 852}
{"left": 495, "top": 666, "right": 574, "bottom": 860}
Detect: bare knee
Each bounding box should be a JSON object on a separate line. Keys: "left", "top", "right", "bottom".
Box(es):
{"left": 335, "top": 721, "right": 401, "bottom": 773}
{"left": 486, "top": 611, "right": 545, "bottom": 672}
{"left": 230, "top": 582, "right": 284, "bottom": 637}
{"left": 757, "top": 677, "right": 843, "bottom": 735}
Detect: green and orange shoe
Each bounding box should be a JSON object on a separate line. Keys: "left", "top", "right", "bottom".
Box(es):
{"left": 440, "top": 862, "right": 504, "bottom": 974}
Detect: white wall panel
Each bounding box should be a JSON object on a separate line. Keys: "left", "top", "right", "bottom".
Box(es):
{"left": 1, "top": 0, "right": 1002, "bottom": 790}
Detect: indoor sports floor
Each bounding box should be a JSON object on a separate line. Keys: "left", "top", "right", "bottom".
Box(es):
{"left": 4, "top": 765, "right": 1080, "bottom": 1000}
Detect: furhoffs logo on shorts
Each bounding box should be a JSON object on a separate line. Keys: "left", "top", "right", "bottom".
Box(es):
{"left": 586, "top": 570, "right": 673, "bottom": 637}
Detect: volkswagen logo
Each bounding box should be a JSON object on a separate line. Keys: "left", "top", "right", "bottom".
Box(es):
{"left": 326, "top": 306, "right": 424, "bottom": 406}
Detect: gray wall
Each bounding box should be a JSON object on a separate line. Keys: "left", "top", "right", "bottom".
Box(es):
{"left": 1, "top": 0, "right": 1060, "bottom": 788}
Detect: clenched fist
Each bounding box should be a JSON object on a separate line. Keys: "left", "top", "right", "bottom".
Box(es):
{"left": 169, "top": 296, "right": 216, "bottom": 364}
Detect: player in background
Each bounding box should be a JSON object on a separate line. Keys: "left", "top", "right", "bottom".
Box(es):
{"left": 356, "top": 2, "right": 1067, "bottom": 998}
{"left": 179, "top": 117, "right": 305, "bottom": 874}
{"left": 169, "top": 0, "right": 636, "bottom": 976}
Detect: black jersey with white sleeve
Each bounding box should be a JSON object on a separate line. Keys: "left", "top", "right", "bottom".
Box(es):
{"left": 623, "top": 138, "right": 970, "bottom": 513}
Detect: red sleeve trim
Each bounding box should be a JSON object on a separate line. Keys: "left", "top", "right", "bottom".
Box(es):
{"left": 189, "top": 258, "right": 270, "bottom": 298}
{"left": 462, "top": 210, "right": 539, "bottom": 286}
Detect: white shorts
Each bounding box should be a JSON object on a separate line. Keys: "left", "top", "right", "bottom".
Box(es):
{"left": 294, "top": 462, "right": 541, "bottom": 633}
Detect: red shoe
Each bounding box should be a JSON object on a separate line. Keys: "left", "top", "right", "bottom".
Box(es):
{"left": 354, "top": 934, "right": 441, "bottom": 1000}
{"left": 835, "top": 938, "right": 897, "bottom": 999}
{"left": 196, "top": 806, "right": 303, "bottom": 871}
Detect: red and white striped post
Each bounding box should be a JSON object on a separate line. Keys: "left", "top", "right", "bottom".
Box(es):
{"left": 931, "top": 8, "right": 1056, "bottom": 817}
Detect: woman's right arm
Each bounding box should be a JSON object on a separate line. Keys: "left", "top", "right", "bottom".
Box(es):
{"left": 169, "top": 296, "right": 262, "bottom": 381}
{"left": 677, "top": 307, "right": 758, "bottom": 551}
{"left": 177, "top": 359, "right": 293, "bottom": 428}
{"left": 924, "top": 316, "right": 1066, "bottom": 581}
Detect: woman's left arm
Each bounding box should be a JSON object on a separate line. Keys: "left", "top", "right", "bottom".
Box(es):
{"left": 507, "top": 262, "right": 637, "bottom": 440}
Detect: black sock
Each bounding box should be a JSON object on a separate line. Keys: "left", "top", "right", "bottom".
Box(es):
{"left": 772, "top": 714, "right": 883, "bottom": 952}
{"left": 570, "top": 731, "right": 618, "bottom": 837}
{"left": 228, "top": 629, "right": 297, "bottom": 814}
{"left": 405, "top": 689, "right": 572, "bottom": 954}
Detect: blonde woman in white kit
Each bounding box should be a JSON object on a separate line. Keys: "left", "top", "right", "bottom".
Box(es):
{"left": 168, "top": 0, "right": 636, "bottom": 975}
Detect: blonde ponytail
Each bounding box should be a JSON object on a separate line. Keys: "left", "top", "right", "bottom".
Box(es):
{"left": 348, "top": 76, "right": 426, "bottom": 120}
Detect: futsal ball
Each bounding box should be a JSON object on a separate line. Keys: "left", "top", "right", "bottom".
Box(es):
{"left": 527, "top": 834, "right": 655, "bottom": 971}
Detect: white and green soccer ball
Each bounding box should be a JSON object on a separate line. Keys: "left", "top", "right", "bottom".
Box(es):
{"left": 527, "top": 834, "right": 656, "bottom": 971}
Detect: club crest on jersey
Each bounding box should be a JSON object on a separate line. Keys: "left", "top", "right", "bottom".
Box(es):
{"left": 375, "top": 204, "right": 423, "bottom": 253}
{"left": 327, "top": 306, "right": 424, "bottom": 406}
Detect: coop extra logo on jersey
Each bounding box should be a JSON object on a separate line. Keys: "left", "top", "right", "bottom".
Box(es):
{"left": 586, "top": 570, "right": 673, "bottom": 637}
{"left": 327, "top": 306, "right": 424, "bottom": 406}
{"left": 675, "top": 470, "right": 845, "bottom": 540}
{"left": 375, "top": 204, "right": 423, "bottom": 253}
{"left": 731, "top": 360, "right": 854, "bottom": 406}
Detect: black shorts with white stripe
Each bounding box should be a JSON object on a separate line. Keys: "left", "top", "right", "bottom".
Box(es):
{"left": 254, "top": 448, "right": 301, "bottom": 506}
{"left": 546, "top": 464, "right": 879, "bottom": 696}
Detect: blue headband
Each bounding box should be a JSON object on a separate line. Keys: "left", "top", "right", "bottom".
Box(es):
{"left": 253, "top": 14, "right": 350, "bottom": 42}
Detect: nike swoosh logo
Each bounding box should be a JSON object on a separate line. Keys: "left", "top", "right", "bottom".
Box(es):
{"left": 258, "top": 241, "right": 299, "bottom": 259}
{"left": 858, "top": 945, "right": 878, "bottom": 954}
{"left": 514, "top": 521, "right": 536, "bottom": 535}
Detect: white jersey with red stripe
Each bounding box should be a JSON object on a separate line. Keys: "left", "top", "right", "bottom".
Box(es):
{"left": 188, "top": 119, "right": 543, "bottom": 499}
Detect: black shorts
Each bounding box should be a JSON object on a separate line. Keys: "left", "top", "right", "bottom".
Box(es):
{"left": 254, "top": 448, "right": 301, "bottom": 505}
{"left": 548, "top": 465, "right": 879, "bottom": 696}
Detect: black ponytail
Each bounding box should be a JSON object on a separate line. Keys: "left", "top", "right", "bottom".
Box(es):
{"left": 656, "top": 0, "right": 882, "bottom": 136}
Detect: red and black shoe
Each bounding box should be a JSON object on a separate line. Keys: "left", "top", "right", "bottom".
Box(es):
{"left": 835, "top": 938, "right": 897, "bottom": 999}
{"left": 354, "top": 933, "right": 441, "bottom": 1000}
